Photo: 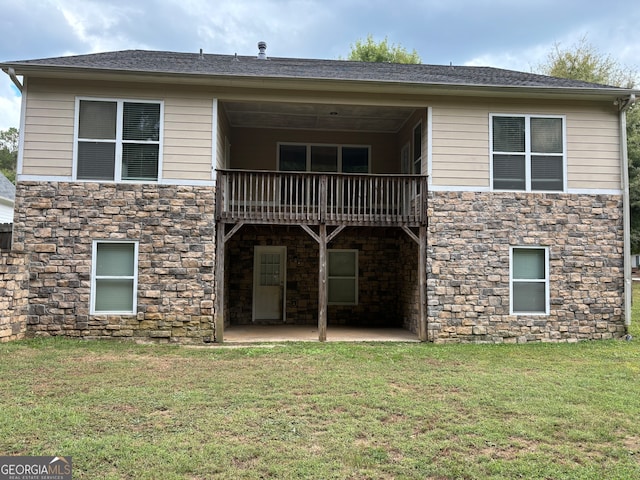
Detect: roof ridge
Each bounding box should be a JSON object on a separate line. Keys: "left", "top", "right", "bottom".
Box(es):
{"left": 1, "top": 49, "right": 634, "bottom": 92}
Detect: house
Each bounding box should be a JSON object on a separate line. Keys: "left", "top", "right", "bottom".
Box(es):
{"left": 0, "top": 44, "right": 637, "bottom": 343}
{"left": 0, "top": 172, "right": 15, "bottom": 252}
{"left": 0, "top": 171, "right": 15, "bottom": 224}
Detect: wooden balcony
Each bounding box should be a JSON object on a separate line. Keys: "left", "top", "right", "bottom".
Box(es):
{"left": 216, "top": 169, "right": 427, "bottom": 227}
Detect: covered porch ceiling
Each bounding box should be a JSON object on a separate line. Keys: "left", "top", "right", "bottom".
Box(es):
{"left": 221, "top": 100, "right": 418, "bottom": 133}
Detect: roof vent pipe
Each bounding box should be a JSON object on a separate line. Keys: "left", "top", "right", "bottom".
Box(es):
{"left": 257, "top": 41, "right": 267, "bottom": 59}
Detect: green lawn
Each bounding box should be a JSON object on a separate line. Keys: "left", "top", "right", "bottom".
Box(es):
{"left": 1, "top": 294, "right": 640, "bottom": 479}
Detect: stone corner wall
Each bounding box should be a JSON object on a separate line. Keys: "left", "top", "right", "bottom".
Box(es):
{"left": 428, "top": 191, "right": 626, "bottom": 344}
{"left": 0, "top": 251, "right": 30, "bottom": 342}
{"left": 13, "top": 181, "right": 215, "bottom": 344}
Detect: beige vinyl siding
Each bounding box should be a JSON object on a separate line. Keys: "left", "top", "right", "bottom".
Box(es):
{"left": 21, "top": 78, "right": 621, "bottom": 190}
{"left": 565, "top": 113, "right": 620, "bottom": 190}
{"left": 430, "top": 103, "right": 489, "bottom": 187}
{"left": 429, "top": 99, "right": 621, "bottom": 191}
{"left": 21, "top": 83, "right": 75, "bottom": 176}
{"left": 21, "top": 78, "right": 214, "bottom": 182}
{"left": 162, "top": 97, "right": 213, "bottom": 181}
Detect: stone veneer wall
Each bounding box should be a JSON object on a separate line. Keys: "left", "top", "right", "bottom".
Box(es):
{"left": 0, "top": 252, "right": 29, "bottom": 342}
{"left": 427, "top": 191, "right": 626, "bottom": 343}
{"left": 227, "top": 226, "right": 318, "bottom": 326}
{"left": 399, "top": 237, "right": 420, "bottom": 333}
{"left": 13, "top": 182, "right": 215, "bottom": 343}
{"left": 226, "top": 226, "right": 413, "bottom": 327}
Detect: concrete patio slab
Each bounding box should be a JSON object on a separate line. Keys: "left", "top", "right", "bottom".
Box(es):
{"left": 223, "top": 325, "right": 420, "bottom": 343}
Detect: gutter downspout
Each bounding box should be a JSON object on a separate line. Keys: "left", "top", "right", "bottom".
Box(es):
{"left": 620, "top": 94, "right": 636, "bottom": 328}
{"left": 5, "top": 68, "right": 23, "bottom": 92}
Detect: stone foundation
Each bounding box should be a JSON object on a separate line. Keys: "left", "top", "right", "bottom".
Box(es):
{"left": 13, "top": 182, "right": 215, "bottom": 343}
{"left": 2, "top": 182, "right": 627, "bottom": 344}
{"left": 427, "top": 191, "right": 626, "bottom": 343}
{"left": 0, "top": 252, "right": 29, "bottom": 342}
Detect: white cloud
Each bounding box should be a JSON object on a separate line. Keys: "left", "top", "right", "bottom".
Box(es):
{"left": 463, "top": 43, "right": 551, "bottom": 73}
{"left": 1, "top": 0, "right": 639, "bottom": 136}
{"left": 53, "top": 0, "right": 150, "bottom": 53}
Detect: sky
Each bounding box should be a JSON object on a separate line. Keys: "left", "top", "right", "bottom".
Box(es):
{"left": 1, "top": 0, "right": 639, "bottom": 131}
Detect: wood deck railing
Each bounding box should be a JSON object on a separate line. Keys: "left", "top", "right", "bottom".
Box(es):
{"left": 216, "top": 170, "right": 427, "bottom": 226}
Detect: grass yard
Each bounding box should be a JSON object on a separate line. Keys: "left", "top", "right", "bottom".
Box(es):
{"left": 1, "top": 295, "right": 640, "bottom": 479}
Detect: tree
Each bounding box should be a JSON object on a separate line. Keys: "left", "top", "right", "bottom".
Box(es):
{"left": 536, "top": 38, "right": 640, "bottom": 251}
{"left": 0, "top": 127, "right": 18, "bottom": 184}
{"left": 627, "top": 106, "right": 640, "bottom": 251}
{"left": 346, "top": 34, "right": 421, "bottom": 64}
{"left": 537, "top": 36, "right": 635, "bottom": 88}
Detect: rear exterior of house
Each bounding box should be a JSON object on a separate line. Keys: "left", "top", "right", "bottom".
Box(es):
{"left": 0, "top": 48, "right": 636, "bottom": 343}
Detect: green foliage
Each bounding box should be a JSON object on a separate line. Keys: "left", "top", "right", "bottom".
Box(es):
{"left": 0, "top": 127, "right": 18, "bottom": 184}
{"left": 628, "top": 106, "right": 640, "bottom": 251}
{"left": 537, "top": 36, "right": 636, "bottom": 88}
{"left": 346, "top": 34, "right": 421, "bottom": 64}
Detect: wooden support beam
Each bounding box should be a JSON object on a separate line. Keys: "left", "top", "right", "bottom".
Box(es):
{"left": 224, "top": 222, "right": 244, "bottom": 243}
{"left": 300, "top": 224, "right": 320, "bottom": 244}
{"left": 299, "top": 223, "right": 329, "bottom": 341}
{"left": 401, "top": 225, "right": 420, "bottom": 245}
{"left": 318, "top": 223, "right": 327, "bottom": 342}
{"left": 214, "top": 222, "right": 225, "bottom": 343}
{"left": 326, "top": 225, "right": 346, "bottom": 244}
{"left": 301, "top": 224, "right": 346, "bottom": 246}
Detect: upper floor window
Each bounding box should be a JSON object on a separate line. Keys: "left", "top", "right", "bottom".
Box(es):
{"left": 278, "top": 143, "right": 369, "bottom": 173}
{"left": 75, "top": 98, "right": 162, "bottom": 182}
{"left": 491, "top": 114, "right": 565, "bottom": 192}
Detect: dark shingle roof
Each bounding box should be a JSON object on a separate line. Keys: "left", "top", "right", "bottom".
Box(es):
{"left": 1, "top": 49, "right": 630, "bottom": 92}
{"left": 0, "top": 172, "right": 15, "bottom": 201}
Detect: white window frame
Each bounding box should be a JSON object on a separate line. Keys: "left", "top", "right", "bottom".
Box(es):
{"left": 327, "top": 249, "right": 358, "bottom": 306}
{"left": 277, "top": 143, "right": 371, "bottom": 173}
{"left": 490, "top": 114, "right": 566, "bottom": 192}
{"left": 73, "top": 97, "right": 164, "bottom": 182}
{"left": 90, "top": 240, "right": 139, "bottom": 315}
{"left": 412, "top": 121, "right": 422, "bottom": 175}
{"left": 509, "top": 246, "right": 550, "bottom": 316}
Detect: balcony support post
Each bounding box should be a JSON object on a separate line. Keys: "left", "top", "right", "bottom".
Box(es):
{"left": 214, "top": 222, "right": 226, "bottom": 343}
{"left": 318, "top": 223, "right": 328, "bottom": 342}
{"left": 402, "top": 225, "right": 428, "bottom": 342}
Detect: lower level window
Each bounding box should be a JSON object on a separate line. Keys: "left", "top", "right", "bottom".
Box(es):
{"left": 91, "top": 241, "right": 138, "bottom": 314}
{"left": 328, "top": 249, "right": 358, "bottom": 305}
{"left": 510, "top": 247, "right": 549, "bottom": 315}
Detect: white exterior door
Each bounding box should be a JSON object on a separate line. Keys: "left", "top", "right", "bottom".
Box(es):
{"left": 253, "top": 246, "right": 286, "bottom": 321}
